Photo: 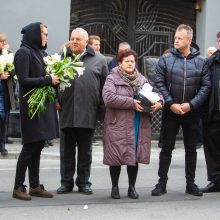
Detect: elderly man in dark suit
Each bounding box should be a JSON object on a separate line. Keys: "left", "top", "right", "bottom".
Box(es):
{"left": 56, "top": 27, "right": 108, "bottom": 195}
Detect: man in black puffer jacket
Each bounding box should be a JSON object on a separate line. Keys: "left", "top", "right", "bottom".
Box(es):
{"left": 151, "top": 24, "right": 210, "bottom": 197}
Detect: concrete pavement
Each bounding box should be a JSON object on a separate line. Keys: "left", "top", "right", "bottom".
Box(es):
{"left": 0, "top": 139, "right": 219, "bottom": 220}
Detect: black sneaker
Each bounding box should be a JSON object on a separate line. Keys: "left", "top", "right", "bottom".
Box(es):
{"left": 186, "top": 183, "right": 203, "bottom": 196}
{"left": 151, "top": 183, "right": 167, "bottom": 196}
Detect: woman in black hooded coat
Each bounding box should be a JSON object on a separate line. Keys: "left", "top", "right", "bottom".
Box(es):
{"left": 12, "top": 22, "right": 60, "bottom": 200}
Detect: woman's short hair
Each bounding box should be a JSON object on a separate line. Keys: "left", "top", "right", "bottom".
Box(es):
{"left": 118, "top": 49, "right": 137, "bottom": 63}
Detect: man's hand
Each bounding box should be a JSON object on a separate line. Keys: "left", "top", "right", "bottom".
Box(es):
{"left": 170, "top": 103, "right": 185, "bottom": 115}
{"left": 0, "top": 71, "right": 10, "bottom": 80}
{"left": 180, "top": 103, "right": 191, "bottom": 114}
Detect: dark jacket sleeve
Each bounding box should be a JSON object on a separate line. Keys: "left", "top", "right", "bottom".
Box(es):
{"left": 97, "top": 59, "right": 109, "bottom": 121}
{"left": 155, "top": 56, "right": 174, "bottom": 106}
{"left": 15, "top": 49, "right": 52, "bottom": 89}
{"left": 189, "top": 61, "right": 211, "bottom": 110}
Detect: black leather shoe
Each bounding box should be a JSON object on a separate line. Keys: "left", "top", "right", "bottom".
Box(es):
{"left": 78, "top": 185, "right": 93, "bottom": 195}
{"left": 151, "top": 183, "right": 167, "bottom": 196}
{"left": 201, "top": 182, "right": 220, "bottom": 193}
{"left": 56, "top": 185, "right": 73, "bottom": 194}
{"left": 111, "top": 186, "right": 120, "bottom": 199}
{"left": 186, "top": 183, "right": 203, "bottom": 196}
{"left": 128, "top": 186, "right": 139, "bottom": 199}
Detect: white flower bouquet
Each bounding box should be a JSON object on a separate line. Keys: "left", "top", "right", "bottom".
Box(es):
{"left": 24, "top": 47, "right": 84, "bottom": 119}
{"left": 0, "top": 48, "right": 14, "bottom": 74}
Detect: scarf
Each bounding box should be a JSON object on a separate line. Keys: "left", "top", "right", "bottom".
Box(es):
{"left": 118, "top": 67, "right": 141, "bottom": 95}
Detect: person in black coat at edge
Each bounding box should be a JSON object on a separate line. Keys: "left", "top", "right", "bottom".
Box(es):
{"left": 201, "top": 31, "right": 220, "bottom": 193}
{"left": 13, "top": 22, "right": 60, "bottom": 200}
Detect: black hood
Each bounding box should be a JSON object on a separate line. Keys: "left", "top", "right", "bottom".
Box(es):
{"left": 20, "top": 22, "right": 46, "bottom": 50}
{"left": 171, "top": 44, "right": 200, "bottom": 58}
{"left": 190, "top": 42, "right": 200, "bottom": 52}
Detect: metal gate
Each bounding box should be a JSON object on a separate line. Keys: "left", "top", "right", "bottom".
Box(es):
{"left": 70, "top": 0, "right": 196, "bottom": 138}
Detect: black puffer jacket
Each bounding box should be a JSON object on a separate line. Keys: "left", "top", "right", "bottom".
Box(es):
{"left": 155, "top": 47, "right": 210, "bottom": 111}
{"left": 202, "top": 50, "right": 220, "bottom": 118}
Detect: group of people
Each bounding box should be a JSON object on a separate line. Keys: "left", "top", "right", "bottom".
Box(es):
{"left": 1, "top": 22, "right": 220, "bottom": 201}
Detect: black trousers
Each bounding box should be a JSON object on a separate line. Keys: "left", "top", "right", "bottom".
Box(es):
{"left": 14, "top": 141, "right": 44, "bottom": 189}
{"left": 158, "top": 108, "right": 200, "bottom": 185}
{"left": 203, "top": 111, "right": 220, "bottom": 183}
{"left": 60, "top": 127, "right": 94, "bottom": 188}
{"left": 110, "top": 164, "right": 139, "bottom": 187}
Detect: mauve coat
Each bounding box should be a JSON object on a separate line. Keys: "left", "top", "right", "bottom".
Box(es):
{"left": 102, "top": 67, "right": 152, "bottom": 166}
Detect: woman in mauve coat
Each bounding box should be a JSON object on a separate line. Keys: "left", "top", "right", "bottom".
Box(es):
{"left": 102, "top": 49, "right": 163, "bottom": 199}
{"left": 12, "top": 22, "right": 60, "bottom": 201}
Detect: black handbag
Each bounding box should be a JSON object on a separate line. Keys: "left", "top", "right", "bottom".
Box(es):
{"left": 137, "top": 83, "right": 160, "bottom": 113}
{"left": 137, "top": 92, "right": 153, "bottom": 113}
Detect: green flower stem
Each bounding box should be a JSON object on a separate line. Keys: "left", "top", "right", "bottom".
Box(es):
{"left": 23, "top": 88, "right": 36, "bottom": 98}
{"left": 30, "top": 93, "right": 45, "bottom": 119}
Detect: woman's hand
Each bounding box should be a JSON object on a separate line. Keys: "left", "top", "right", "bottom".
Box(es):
{"left": 0, "top": 71, "right": 10, "bottom": 80}
{"left": 51, "top": 73, "right": 60, "bottom": 85}
{"left": 134, "top": 99, "right": 144, "bottom": 112}
{"left": 151, "top": 102, "right": 163, "bottom": 113}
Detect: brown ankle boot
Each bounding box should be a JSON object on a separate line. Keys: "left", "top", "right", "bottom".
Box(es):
{"left": 13, "top": 185, "right": 31, "bottom": 201}
{"left": 29, "top": 184, "right": 53, "bottom": 198}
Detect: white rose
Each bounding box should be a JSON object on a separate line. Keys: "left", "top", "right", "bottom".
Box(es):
{"left": 51, "top": 53, "right": 61, "bottom": 62}
{"left": 75, "top": 67, "right": 85, "bottom": 77}
{"left": 0, "top": 55, "right": 6, "bottom": 69}
{"left": 1, "top": 48, "right": 8, "bottom": 55}
{"left": 5, "top": 53, "right": 14, "bottom": 64}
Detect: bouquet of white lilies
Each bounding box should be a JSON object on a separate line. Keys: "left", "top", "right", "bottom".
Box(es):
{"left": 24, "top": 47, "right": 85, "bottom": 119}
{"left": 0, "top": 48, "right": 14, "bottom": 74}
